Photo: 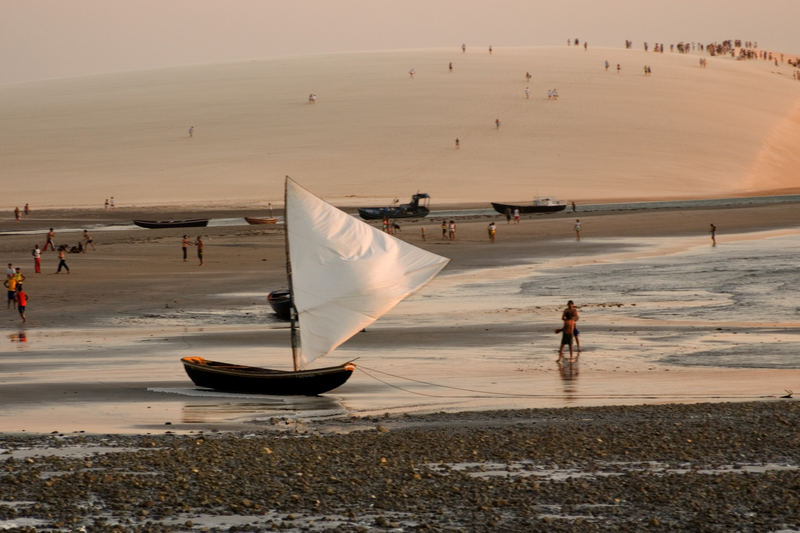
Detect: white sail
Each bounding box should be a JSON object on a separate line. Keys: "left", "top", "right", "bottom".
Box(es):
{"left": 286, "top": 178, "right": 449, "bottom": 368}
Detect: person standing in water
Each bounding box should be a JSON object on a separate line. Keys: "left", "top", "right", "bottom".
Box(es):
{"left": 562, "top": 300, "right": 581, "bottom": 353}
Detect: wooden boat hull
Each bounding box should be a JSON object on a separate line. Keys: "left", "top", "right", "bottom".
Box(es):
{"left": 491, "top": 202, "right": 566, "bottom": 215}
{"left": 133, "top": 219, "right": 209, "bottom": 229}
{"left": 267, "top": 289, "right": 292, "bottom": 320}
{"left": 358, "top": 206, "right": 430, "bottom": 220}
{"left": 245, "top": 217, "right": 279, "bottom": 225}
{"left": 181, "top": 357, "right": 356, "bottom": 395}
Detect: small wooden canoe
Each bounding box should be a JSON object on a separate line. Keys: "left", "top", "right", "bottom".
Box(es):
{"left": 133, "top": 218, "right": 209, "bottom": 229}
{"left": 245, "top": 216, "right": 279, "bottom": 225}
{"left": 181, "top": 356, "right": 356, "bottom": 395}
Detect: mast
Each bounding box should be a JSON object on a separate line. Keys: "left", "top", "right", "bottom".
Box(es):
{"left": 284, "top": 176, "right": 300, "bottom": 371}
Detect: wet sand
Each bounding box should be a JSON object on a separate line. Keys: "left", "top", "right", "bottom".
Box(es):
{"left": 1, "top": 200, "right": 799, "bottom": 435}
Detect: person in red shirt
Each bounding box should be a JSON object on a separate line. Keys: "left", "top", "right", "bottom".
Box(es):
{"left": 15, "top": 285, "right": 27, "bottom": 323}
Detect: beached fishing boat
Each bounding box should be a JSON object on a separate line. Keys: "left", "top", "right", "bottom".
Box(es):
{"left": 245, "top": 216, "right": 279, "bottom": 225}
{"left": 133, "top": 218, "right": 209, "bottom": 229}
{"left": 181, "top": 177, "right": 449, "bottom": 395}
{"left": 358, "top": 193, "right": 431, "bottom": 220}
{"left": 491, "top": 198, "right": 567, "bottom": 215}
{"left": 267, "top": 288, "right": 291, "bottom": 320}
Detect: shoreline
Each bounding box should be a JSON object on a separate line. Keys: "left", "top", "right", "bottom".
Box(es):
{"left": 0, "top": 400, "right": 798, "bottom": 530}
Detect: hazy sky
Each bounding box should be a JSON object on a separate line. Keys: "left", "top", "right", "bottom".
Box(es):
{"left": 2, "top": 0, "right": 798, "bottom": 84}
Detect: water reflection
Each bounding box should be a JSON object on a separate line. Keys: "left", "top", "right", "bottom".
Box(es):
{"left": 557, "top": 359, "right": 579, "bottom": 401}
{"left": 9, "top": 331, "right": 27, "bottom": 343}
{"left": 176, "top": 390, "right": 347, "bottom": 425}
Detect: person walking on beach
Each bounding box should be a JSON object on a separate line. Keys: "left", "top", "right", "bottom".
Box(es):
{"left": 448, "top": 220, "right": 456, "bottom": 240}
{"left": 495, "top": 118, "right": 501, "bottom": 129}
{"left": 24, "top": 203, "right": 30, "bottom": 216}
{"left": 15, "top": 284, "right": 27, "bottom": 323}
{"left": 454, "top": 137, "right": 460, "bottom": 149}
{"left": 4, "top": 274, "right": 18, "bottom": 309}
{"left": 32, "top": 244, "right": 41, "bottom": 273}
{"left": 195, "top": 236, "right": 204, "bottom": 266}
{"left": 574, "top": 219, "right": 582, "bottom": 241}
{"left": 188, "top": 126, "right": 194, "bottom": 138}
{"left": 513, "top": 208, "right": 520, "bottom": 224}
{"left": 82, "top": 230, "right": 95, "bottom": 251}
{"left": 104, "top": 198, "right": 109, "bottom": 210}
{"left": 709, "top": 223, "right": 717, "bottom": 246}
{"left": 182, "top": 234, "right": 191, "bottom": 262}
{"left": 14, "top": 207, "right": 21, "bottom": 222}
{"left": 43, "top": 228, "right": 55, "bottom": 251}
{"left": 555, "top": 311, "right": 576, "bottom": 362}
{"left": 55, "top": 245, "right": 70, "bottom": 273}
{"left": 562, "top": 300, "right": 581, "bottom": 353}
{"left": 488, "top": 221, "right": 496, "bottom": 242}
{"left": 505, "top": 208, "right": 512, "bottom": 224}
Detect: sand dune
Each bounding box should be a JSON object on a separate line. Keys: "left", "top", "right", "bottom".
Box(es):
{"left": 1, "top": 46, "right": 798, "bottom": 209}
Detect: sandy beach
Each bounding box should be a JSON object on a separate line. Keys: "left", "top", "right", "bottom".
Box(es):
{"left": 2, "top": 46, "right": 799, "bottom": 209}
{"left": 2, "top": 42, "right": 800, "bottom": 531}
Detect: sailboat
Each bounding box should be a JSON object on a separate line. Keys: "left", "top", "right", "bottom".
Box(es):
{"left": 181, "top": 177, "right": 449, "bottom": 395}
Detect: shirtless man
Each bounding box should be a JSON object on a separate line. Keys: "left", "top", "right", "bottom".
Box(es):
{"left": 555, "top": 312, "right": 576, "bottom": 362}
{"left": 562, "top": 300, "right": 581, "bottom": 353}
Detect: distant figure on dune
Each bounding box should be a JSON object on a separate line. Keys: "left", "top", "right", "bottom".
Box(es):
{"left": 617, "top": 63, "right": 621, "bottom": 73}
{"left": 454, "top": 137, "right": 460, "bottom": 149}
{"left": 495, "top": 118, "right": 501, "bottom": 129}
{"left": 104, "top": 198, "right": 109, "bottom": 209}
{"left": 188, "top": 125, "right": 194, "bottom": 138}
{"left": 110, "top": 197, "right": 115, "bottom": 208}
{"left": 308, "top": 93, "right": 317, "bottom": 103}
{"left": 524, "top": 86, "right": 530, "bottom": 99}
{"left": 583, "top": 41, "right": 588, "bottom": 51}
{"left": 449, "top": 62, "right": 453, "bottom": 72}
{"left": 488, "top": 45, "right": 493, "bottom": 55}
{"left": 525, "top": 71, "right": 532, "bottom": 82}
{"left": 604, "top": 60, "right": 609, "bottom": 71}
{"left": 574, "top": 38, "right": 579, "bottom": 46}
{"left": 461, "top": 43, "right": 466, "bottom": 54}
{"left": 409, "top": 68, "right": 415, "bottom": 79}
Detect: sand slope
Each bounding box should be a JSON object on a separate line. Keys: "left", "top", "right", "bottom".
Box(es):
{"left": 1, "top": 46, "right": 798, "bottom": 209}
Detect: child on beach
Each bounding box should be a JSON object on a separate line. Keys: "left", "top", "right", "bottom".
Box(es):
{"left": 555, "top": 312, "right": 576, "bottom": 362}
{"left": 488, "top": 222, "right": 496, "bottom": 242}
{"left": 15, "top": 284, "right": 27, "bottom": 323}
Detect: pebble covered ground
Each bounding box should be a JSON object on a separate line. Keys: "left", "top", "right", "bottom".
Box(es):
{"left": 1, "top": 401, "right": 799, "bottom": 532}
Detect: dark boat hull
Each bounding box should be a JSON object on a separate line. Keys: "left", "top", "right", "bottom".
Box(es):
{"left": 358, "top": 206, "right": 430, "bottom": 220}
{"left": 267, "top": 289, "right": 292, "bottom": 320}
{"left": 491, "top": 202, "right": 567, "bottom": 215}
{"left": 181, "top": 357, "right": 356, "bottom": 395}
{"left": 133, "top": 219, "right": 209, "bottom": 229}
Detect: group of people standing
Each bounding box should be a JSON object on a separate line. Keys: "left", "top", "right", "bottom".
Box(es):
{"left": 182, "top": 235, "right": 205, "bottom": 266}
{"left": 4, "top": 264, "right": 28, "bottom": 323}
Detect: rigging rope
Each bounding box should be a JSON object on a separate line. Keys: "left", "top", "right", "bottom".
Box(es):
{"left": 356, "top": 364, "right": 766, "bottom": 401}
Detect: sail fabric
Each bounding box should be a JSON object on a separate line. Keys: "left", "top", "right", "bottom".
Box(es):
{"left": 286, "top": 178, "right": 449, "bottom": 368}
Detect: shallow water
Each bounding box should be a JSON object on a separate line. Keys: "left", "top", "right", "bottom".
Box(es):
{"left": 1, "top": 230, "right": 798, "bottom": 434}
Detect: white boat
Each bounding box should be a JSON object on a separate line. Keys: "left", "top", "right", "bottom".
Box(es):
{"left": 181, "top": 176, "right": 450, "bottom": 395}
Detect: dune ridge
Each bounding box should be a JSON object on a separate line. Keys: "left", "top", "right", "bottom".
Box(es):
{"left": 1, "top": 46, "right": 798, "bottom": 209}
